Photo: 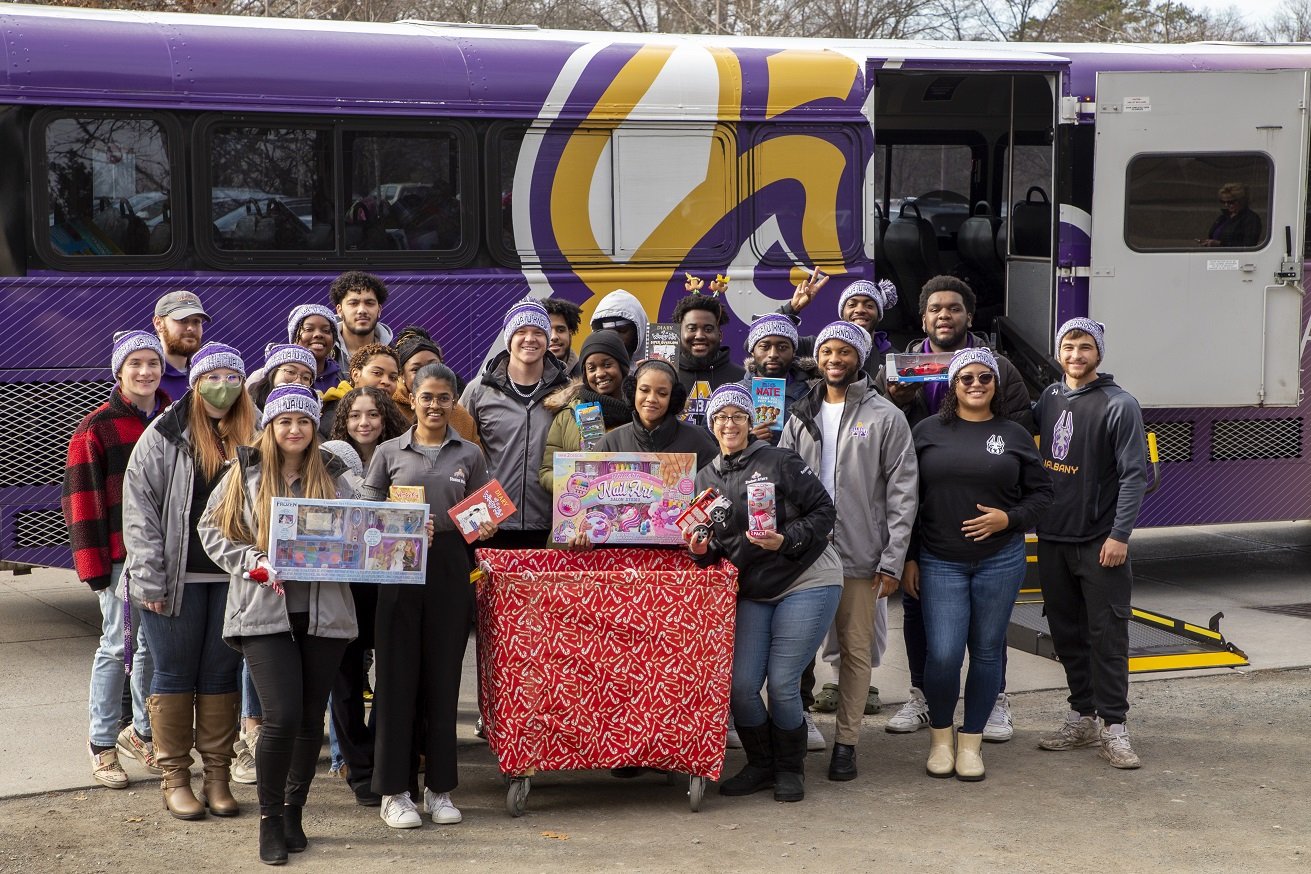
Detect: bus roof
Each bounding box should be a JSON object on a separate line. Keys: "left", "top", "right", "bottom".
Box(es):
{"left": 8, "top": 5, "right": 1311, "bottom": 116}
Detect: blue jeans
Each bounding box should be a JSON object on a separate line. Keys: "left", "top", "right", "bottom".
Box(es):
{"left": 919, "top": 538, "right": 1026, "bottom": 734}
{"left": 732, "top": 585, "right": 842, "bottom": 731}
{"left": 242, "top": 660, "right": 262, "bottom": 719}
{"left": 138, "top": 579, "right": 241, "bottom": 696}
{"left": 89, "top": 565, "right": 154, "bottom": 746}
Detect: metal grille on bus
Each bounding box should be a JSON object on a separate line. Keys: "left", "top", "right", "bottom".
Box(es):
{"left": 1210, "top": 417, "right": 1302, "bottom": 462}
{"left": 14, "top": 509, "right": 68, "bottom": 549}
{"left": 0, "top": 381, "right": 111, "bottom": 488}
{"left": 1143, "top": 422, "right": 1194, "bottom": 463}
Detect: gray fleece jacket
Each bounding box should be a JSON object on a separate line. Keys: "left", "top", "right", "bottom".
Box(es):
{"left": 780, "top": 376, "right": 919, "bottom": 580}
{"left": 199, "top": 446, "right": 360, "bottom": 644}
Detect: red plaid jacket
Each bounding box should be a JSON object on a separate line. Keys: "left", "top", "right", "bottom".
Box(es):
{"left": 61, "top": 388, "right": 169, "bottom": 591}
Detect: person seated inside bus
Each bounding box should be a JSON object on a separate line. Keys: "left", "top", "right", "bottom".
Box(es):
{"left": 1199, "top": 183, "right": 1261, "bottom": 248}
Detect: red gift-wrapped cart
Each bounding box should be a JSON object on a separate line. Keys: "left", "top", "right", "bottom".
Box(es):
{"left": 474, "top": 548, "right": 738, "bottom": 814}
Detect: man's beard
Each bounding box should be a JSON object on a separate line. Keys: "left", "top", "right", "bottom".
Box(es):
{"left": 825, "top": 367, "right": 860, "bottom": 388}
{"left": 162, "top": 333, "right": 199, "bottom": 357}
{"left": 346, "top": 321, "right": 375, "bottom": 337}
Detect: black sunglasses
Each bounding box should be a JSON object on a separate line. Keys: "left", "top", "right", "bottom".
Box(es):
{"left": 957, "top": 372, "right": 995, "bottom": 386}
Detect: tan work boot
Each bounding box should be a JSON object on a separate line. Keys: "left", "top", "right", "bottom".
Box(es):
{"left": 925, "top": 726, "right": 955, "bottom": 778}
{"left": 195, "top": 692, "right": 241, "bottom": 817}
{"left": 955, "top": 731, "right": 985, "bottom": 782}
{"left": 148, "top": 693, "right": 205, "bottom": 820}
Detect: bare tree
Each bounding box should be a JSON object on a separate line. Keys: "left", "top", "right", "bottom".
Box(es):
{"left": 1265, "top": 0, "right": 1311, "bottom": 40}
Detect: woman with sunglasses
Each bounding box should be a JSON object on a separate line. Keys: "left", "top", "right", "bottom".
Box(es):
{"left": 904, "top": 348, "right": 1051, "bottom": 782}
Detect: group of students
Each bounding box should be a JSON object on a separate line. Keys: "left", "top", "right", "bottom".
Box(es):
{"left": 61, "top": 268, "right": 1146, "bottom": 864}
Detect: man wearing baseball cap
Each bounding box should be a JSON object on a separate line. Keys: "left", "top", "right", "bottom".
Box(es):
{"left": 152, "top": 290, "right": 209, "bottom": 402}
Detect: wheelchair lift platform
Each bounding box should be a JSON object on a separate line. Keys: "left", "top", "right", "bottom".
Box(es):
{"left": 1008, "top": 590, "right": 1250, "bottom": 673}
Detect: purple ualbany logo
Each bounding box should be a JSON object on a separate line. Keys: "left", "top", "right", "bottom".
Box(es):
{"left": 1051, "top": 410, "right": 1074, "bottom": 461}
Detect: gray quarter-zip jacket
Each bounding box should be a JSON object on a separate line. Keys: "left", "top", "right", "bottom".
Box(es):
{"left": 780, "top": 376, "right": 919, "bottom": 580}
{"left": 199, "top": 445, "right": 359, "bottom": 644}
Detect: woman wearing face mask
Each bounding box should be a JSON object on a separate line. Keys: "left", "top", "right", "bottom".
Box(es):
{"left": 123, "top": 342, "right": 257, "bottom": 822}
{"left": 200, "top": 385, "right": 359, "bottom": 864}
{"left": 686, "top": 384, "right": 841, "bottom": 803}
{"left": 539, "top": 330, "right": 632, "bottom": 492}
{"left": 906, "top": 349, "right": 1051, "bottom": 782}
{"left": 596, "top": 358, "right": 718, "bottom": 469}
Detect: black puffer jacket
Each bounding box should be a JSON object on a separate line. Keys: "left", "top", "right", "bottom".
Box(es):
{"left": 597, "top": 413, "right": 719, "bottom": 470}
{"left": 693, "top": 439, "right": 835, "bottom": 601}
{"left": 676, "top": 346, "right": 746, "bottom": 393}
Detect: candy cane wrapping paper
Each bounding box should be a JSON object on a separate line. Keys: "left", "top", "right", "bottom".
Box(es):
{"left": 475, "top": 548, "right": 738, "bottom": 780}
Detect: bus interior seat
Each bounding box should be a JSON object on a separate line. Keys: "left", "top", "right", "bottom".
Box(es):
{"left": 1011, "top": 186, "right": 1051, "bottom": 257}
{"left": 147, "top": 201, "right": 171, "bottom": 255}
{"left": 883, "top": 201, "right": 944, "bottom": 320}
{"left": 958, "top": 200, "right": 1004, "bottom": 294}
{"left": 871, "top": 201, "right": 910, "bottom": 331}
{"left": 92, "top": 197, "right": 148, "bottom": 255}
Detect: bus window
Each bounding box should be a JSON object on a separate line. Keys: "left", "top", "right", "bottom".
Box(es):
{"left": 345, "top": 130, "right": 464, "bottom": 252}
{"left": 1124, "top": 153, "right": 1271, "bottom": 252}
{"left": 208, "top": 125, "right": 334, "bottom": 252}
{"left": 612, "top": 126, "right": 735, "bottom": 261}
{"left": 43, "top": 115, "right": 173, "bottom": 258}
{"left": 491, "top": 125, "right": 527, "bottom": 259}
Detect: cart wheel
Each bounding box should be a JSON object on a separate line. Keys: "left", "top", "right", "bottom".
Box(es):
{"left": 688, "top": 776, "right": 705, "bottom": 812}
{"left": 506, "top": 777, "right": 530, "bottom": 817}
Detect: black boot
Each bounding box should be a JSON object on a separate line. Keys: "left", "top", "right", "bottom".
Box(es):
{"left": 828, "top": 742, "right": 857, "bottom": 781}
{"left": 283, "top": 805, "right": 307, "bottom": 853}
{"left": 771, "top": 721, "right": 808, "bottom": 803}
{"left": 718, "top": 722, "right": 773, "bottom": 796}
{"left": 260, "top": 815, "right": 288, "bottom": 866}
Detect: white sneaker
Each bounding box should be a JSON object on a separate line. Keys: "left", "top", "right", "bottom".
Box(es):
{"left": 983, "top": 693, "right": 1014, "bottom": 743}
{"left": 725, "top": 713, "right": 742, "bottom": 749}
{"left": 884, "top": 687, "right": 931, "bottom": 733}
{"left": 232, "top": 726, "right": 259, "bottom": 785}
{"left": 380, "top": 792, "right": 422, "bottom": 829}
{"left": 423, "top": 788, "right": 463, "bottom": 824}
{"left": 803, "top": 712, "right": 826, "bottom": 751}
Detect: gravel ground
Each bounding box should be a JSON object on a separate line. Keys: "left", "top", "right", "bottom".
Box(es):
{"left": 2, "top": 668, "right": 1307, "bottom": 873}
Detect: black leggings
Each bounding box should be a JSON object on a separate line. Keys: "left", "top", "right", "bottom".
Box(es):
{"left": 372, "top": 533, "right": 472, "bottom": 796}
{"left": 241, "top": 612, "right": 349, "bottom": 815}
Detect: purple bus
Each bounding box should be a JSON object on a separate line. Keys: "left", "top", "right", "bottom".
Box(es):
{"left": 4, "top": 6, "right": 1311, "bottom": 569}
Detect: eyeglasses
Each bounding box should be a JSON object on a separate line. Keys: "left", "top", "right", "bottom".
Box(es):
{"left": 956, "top": 372, "right": 995, "bottom": 386}
{"left": 710, "top": 412, "right": 750, "bottom": 426}
{"left": 275, "top": 366, "right": 313, "bottom": 387}
{"left": 202, "top": 373, "right": 243, "bottom": 386}
{"left": 415, "top": 394, "right": 456, "bottom": 409}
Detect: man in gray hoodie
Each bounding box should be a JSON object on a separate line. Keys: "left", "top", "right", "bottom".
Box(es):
{"left": 589, "top": 289, "right": 649, "bottom": 359}
{"left": 781, "top": 321, "right": 918, "bottom": 783}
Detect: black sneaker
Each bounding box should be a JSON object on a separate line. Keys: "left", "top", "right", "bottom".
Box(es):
{"left": 352, "top": 782, "right": 382, "bottom": 807}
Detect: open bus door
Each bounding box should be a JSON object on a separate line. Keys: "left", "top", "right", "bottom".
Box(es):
{"left": 1088, "top": 70, "right": 1310, "bottom": 408}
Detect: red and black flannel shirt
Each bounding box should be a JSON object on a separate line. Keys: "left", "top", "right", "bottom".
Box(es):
{"left": 60, "top": 387, "right": 168, "bottom": 591}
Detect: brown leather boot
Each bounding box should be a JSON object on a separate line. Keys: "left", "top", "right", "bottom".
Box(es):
{"left": 195, "top": 692, "right": 241, "bottom": 817}
{"left": 147, "top": 693, "right": 205, "bottom": 820}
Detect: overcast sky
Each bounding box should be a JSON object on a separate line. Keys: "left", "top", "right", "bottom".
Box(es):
{"left": 1182, "top": 0, "right": 1289, "bottom": 30}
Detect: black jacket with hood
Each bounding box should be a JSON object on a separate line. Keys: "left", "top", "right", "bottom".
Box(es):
{"left": 692, "top": 439, "right": 836, "bottom": 601}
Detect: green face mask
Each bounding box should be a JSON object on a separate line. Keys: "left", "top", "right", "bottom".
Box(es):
{"left": 196, "top": 381, "right": 242, "bottom": 411}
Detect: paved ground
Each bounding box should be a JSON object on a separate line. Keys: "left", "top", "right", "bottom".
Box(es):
{"left": 2, "top": 522, "right": 1310, "bottom": 871}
